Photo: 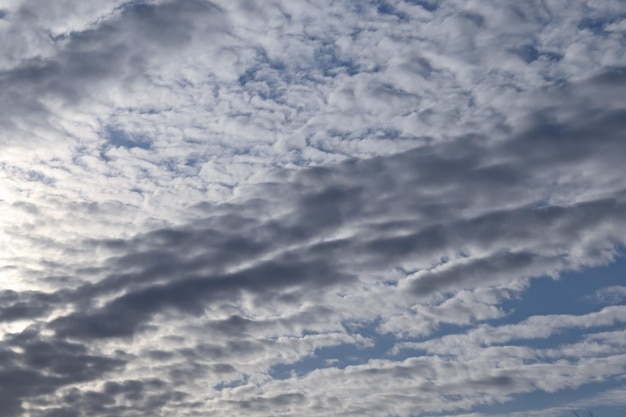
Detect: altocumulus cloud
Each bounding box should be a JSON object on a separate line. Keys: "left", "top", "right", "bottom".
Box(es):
{"left": 0, "top": 1, "right": 626, "bottom": 417}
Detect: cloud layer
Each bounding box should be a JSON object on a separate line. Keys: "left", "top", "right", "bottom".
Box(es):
{"left": 1, "top": 1, "right": 625, "bottom": 416}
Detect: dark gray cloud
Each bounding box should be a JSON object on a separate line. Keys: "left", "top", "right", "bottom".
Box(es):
{"left": 52, "top": 257, "right": 351, "bottom": 339}
{"left": 4, "top": 68, "right": 625, "bottom": 325}
{"left": 0, "top": 290, "right": 62, "bottom": 321}
{"left": 0, "top": 329, "right": 126, "bottom": 417}
{"left": 0, "top": 0, "right": 225, "bottom": 137}
{"left": 32, "top": 378, "right": 185, "bottom": 417}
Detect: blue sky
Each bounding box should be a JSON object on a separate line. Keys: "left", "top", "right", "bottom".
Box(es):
{"left": 0, "top": 1, "right": 625, "bottom": 416}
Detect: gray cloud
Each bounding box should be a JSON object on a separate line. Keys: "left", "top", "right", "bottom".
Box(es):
{"left": 0, "top": 0, "right": 226, "bottom": 134}
{"left": 0, "top": 329, "right": 126, "bottom": 417}
{"left": 1, "top": 1, "right": 626, "bottom": 416}
{"left": 0, "top": 70, "right": 622, "bottom": 415}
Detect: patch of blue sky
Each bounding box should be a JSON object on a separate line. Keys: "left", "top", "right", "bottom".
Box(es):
{"left": 184, "top": 154, "right": 203, "bottom": 168}
{"left": 269, "top": 324, "right": 397, "bottom": 380}
{"left": 106, "top": 127, "right": 152, "bottom": 150}
{"left": 539, "top": 50, "right": 564, "bottom": 62}
{"left": 499, "top": 256, "right": 626, "bottom": 323}
{"left": 269, "top": 320, "right": 486, "bottom": 380}
{"left": 114, "top": 0, "right": 151, "bottom": 14}
{"left": 515, "top": 44, "right": 566, "bottom": 84}
{"left": 314, "top": 42, "right": 360, "bottom": 77}
{"left": 270, "top": 257, "right": 625, "bottom": 384}
{"left": 214, "top": 376, "right": 248, "bottom": 392}
{"left": 237, "top": 64, "right": 288, "bottom": 103}
{"left": 509, "top": 45, "right": 541, "bottom": 63}
{"left": 161, "top": 156, "right": 193, "bottom": 175}
{"left": 375, "top": 0, "right": 410, "bottom": 21}
{"left": 404, "top": 0, "right": 439, "bottom": 12}
{"left": 578, "top": 15, "right": 626, "bottom": 35}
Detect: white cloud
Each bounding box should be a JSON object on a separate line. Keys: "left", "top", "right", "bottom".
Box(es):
{"left": 588, "top": 286, "right": 626, "bottom": 305}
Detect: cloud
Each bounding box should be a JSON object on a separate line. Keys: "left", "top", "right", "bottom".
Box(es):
{"left": 588, "top": 286, "right": 626, "bottom": 305}
{"left": 0, "top": 69, "right": 623, "bottom": 415}
{"left": 1, "top": 1, "right": 626, "bottom": 416}
{"left": 394, "top": 306, "right": 626, "bottom": 356}
{"left": 0, "top": 328, "right": 126, "bottom": 417}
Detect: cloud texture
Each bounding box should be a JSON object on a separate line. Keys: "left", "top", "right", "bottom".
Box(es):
{"left": 0, "top": 1, "right": 625, "bottom": 416}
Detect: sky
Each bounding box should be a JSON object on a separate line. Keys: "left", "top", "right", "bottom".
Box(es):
{"left": 0, "top": 0, "right": 625, "bottom": 416}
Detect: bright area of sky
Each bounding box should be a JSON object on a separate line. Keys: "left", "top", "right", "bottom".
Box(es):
{"left": 0, "top": 1, "right": 625, "bottom": 416}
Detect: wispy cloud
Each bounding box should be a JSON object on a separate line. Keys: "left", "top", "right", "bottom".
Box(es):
{"left": 588, "top": 286, "right": 626, "bottom": 305}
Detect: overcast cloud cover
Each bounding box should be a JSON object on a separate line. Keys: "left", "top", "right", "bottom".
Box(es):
{"left": 0, "top": 0, "right": 626, "bottom": 416}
